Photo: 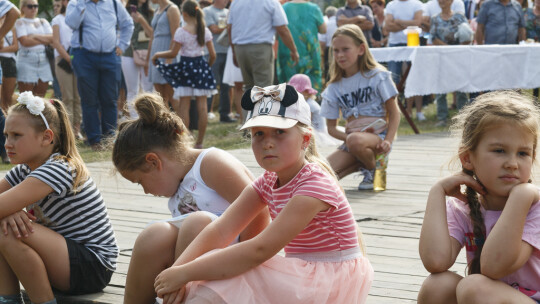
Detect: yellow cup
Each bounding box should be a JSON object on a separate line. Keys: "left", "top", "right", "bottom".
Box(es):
{"left": 405, "top": 26, "right": 421, "bottom": 47}
{"left": 407, "top": 32, "right": 420, "bottom": 47}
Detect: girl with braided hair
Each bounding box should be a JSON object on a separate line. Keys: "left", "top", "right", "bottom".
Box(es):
{"left": 418, "top": 91, "right": 540, "bottom": 304}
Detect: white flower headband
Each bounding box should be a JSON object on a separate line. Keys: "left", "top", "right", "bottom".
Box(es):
{"left": 17, "top": 91, "right": 50, "bottom": 130}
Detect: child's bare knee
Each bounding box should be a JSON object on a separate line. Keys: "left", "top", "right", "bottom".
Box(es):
{"left": 133, "top": 222, "right": 177, "bottom": 254}
{"left": 418, "top": 272, "right": 460, "bottom": 304}
{"left": 456, "top": 274, "right": 491, "bottom": 304}
{"left": 182, "top": 212, "right": 213, "bottom": 235}
{"left": 0, "top": 233, "right": 25, "bottom": 252}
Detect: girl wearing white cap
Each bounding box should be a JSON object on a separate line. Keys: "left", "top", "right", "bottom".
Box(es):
{"left": 153, "top": 83, "right": 374, "bottom": 304}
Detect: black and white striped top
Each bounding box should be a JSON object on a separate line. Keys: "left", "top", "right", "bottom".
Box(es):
{"left": 5, "top": 154, "right": 118, "bottom": 270}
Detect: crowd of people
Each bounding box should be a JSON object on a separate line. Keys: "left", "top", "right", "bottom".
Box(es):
{"left": 0, "top": 0, "right": 539, "bottom": 303}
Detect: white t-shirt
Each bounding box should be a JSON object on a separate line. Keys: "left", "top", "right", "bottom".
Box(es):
{"left": 423, "top": 0, "right": 465, "bottom": 17}
{"left": 15, "top": 17, "right": 52, "bottom": 52}
{"left": 51, "top": 14, "right": 73, "bottom": 58}
{"left": 385, "top": 0, "right": 423, "bottom": 44}
{"left": 0, "top": 30, "right": 16, "bottom": 59}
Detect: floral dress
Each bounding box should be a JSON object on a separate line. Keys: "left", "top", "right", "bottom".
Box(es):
{"left": 430, "top": 13, "right": 469, "bottom": 44}
{"left": 277, "top": 2, "right": 324, "bottom": 92}
{"left": 524, "top": 8, "right": 540, "bottom": 42}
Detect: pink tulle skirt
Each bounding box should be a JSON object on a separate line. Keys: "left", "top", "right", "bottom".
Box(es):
{"left": 183, "top": 247, "right": 373, "bottom": 303}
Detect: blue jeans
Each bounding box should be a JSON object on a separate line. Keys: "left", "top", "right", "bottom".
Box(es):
{"left": 387, "top": 43, "right": 407, "bottom": 85}
{"left": 71, "top": 48, "right": 119, "bottom": 145}
{"left": 212, "top": 53, "right": 230, "bottom": 119}
{"left": 436, "top": 92, "right": 469, "bottom": 121}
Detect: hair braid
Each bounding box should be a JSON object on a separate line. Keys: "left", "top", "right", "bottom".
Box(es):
{"left": 463, "top": 170, "right": 486, "bottom": 275}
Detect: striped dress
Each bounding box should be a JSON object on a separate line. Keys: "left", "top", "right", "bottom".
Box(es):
{"left": 5, "top": 154, "right": 118, "bottom": 271}
{"left": 183, "top": 163, "right": 374, "bottom": 303}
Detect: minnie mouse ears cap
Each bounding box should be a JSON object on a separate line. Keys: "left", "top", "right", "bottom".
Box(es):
{"left": 240, "top": 83, "right": 311, "bottom": 130}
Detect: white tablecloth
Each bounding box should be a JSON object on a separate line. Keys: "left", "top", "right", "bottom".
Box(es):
{"left": 370, "top": 45, "right": 540, "bottom": 97}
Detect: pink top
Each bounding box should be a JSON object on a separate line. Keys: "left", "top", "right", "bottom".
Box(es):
{"left": 447, "top": 196, "right": 540, "bottom": 292}
{"left": 173, "top": 27, "right": 212, "bottom": 57}
{"left": 252, "top": 163, "right": 359, "bottom": 254}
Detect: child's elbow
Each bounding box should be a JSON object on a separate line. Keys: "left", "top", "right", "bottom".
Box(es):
{"left": 421, "top": 256, "right": 452, "bottom": 274}
{"left": 479, "top": 262, "right": 506, "bottom": 279}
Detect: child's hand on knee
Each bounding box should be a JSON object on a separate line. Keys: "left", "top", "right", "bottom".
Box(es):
{"left": 1, "top": 210, "right": 36, "bottom": 238}
{"left": 376, "top": 140, "right": 392, "bottom": 154}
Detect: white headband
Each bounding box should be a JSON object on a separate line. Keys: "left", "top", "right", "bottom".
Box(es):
{"left": 17, "top": 91, "right": 50, "bottom": 130}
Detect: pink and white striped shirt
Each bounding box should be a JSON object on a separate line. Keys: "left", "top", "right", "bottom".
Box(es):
{"left": 252, "top": 163, "right": 359, "bottom": 254}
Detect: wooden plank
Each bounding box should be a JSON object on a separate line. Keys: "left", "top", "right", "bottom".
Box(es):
{"left": 5, "top": 132, "right": 496, "bottom": 303}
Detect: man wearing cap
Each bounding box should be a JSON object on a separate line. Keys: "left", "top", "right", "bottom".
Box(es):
{"left": 228, "top": 0, "right": 299, "bottom": 92}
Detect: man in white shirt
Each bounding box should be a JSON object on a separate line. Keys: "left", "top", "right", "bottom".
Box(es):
{"left": 228, "top": 0, "right": 298, "bottom": 91}
{"left": 384, "top": 0, "right": 425, "bottom": 121}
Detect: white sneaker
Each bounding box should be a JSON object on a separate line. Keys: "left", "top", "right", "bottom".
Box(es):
{"left": 358, "top": 169, "right": 374, "bottom": 190}
{"left": 416, "top": 112, "right": 426, "bottom": 121}
{"left": 208, "top": 112, "right": 216, "bottom": 120}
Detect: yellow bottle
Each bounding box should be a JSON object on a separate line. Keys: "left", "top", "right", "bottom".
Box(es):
{"left": 373, "top": 168, "right": 386, "bottom": 191}
{"left": 373, "top": 154, "right": 388, "bottom": 191}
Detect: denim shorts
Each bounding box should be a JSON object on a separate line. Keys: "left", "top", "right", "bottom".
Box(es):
{"left": 16, "top": 49, "right": 53, "bottom": 83}
{"left": 57, "top": 238, "right": 113, "bottom": 295}
{"left": 0, "top": 56, "right": 16, "bottom": 78}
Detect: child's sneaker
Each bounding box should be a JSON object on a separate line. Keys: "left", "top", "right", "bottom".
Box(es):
{"left": 416, "top": 112, "right": 426, "bottom": 121}
{"left": 358, "top": 169, "right": 374, "bottom": 190}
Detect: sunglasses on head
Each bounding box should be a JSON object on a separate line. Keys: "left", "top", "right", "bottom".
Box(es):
{"left": 26, "top": 4, "right": 39, "bottom": 9}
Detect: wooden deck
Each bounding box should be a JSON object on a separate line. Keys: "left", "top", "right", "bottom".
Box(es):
{"left": 12, "top": 132, "right": 474, "bottom": 303}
